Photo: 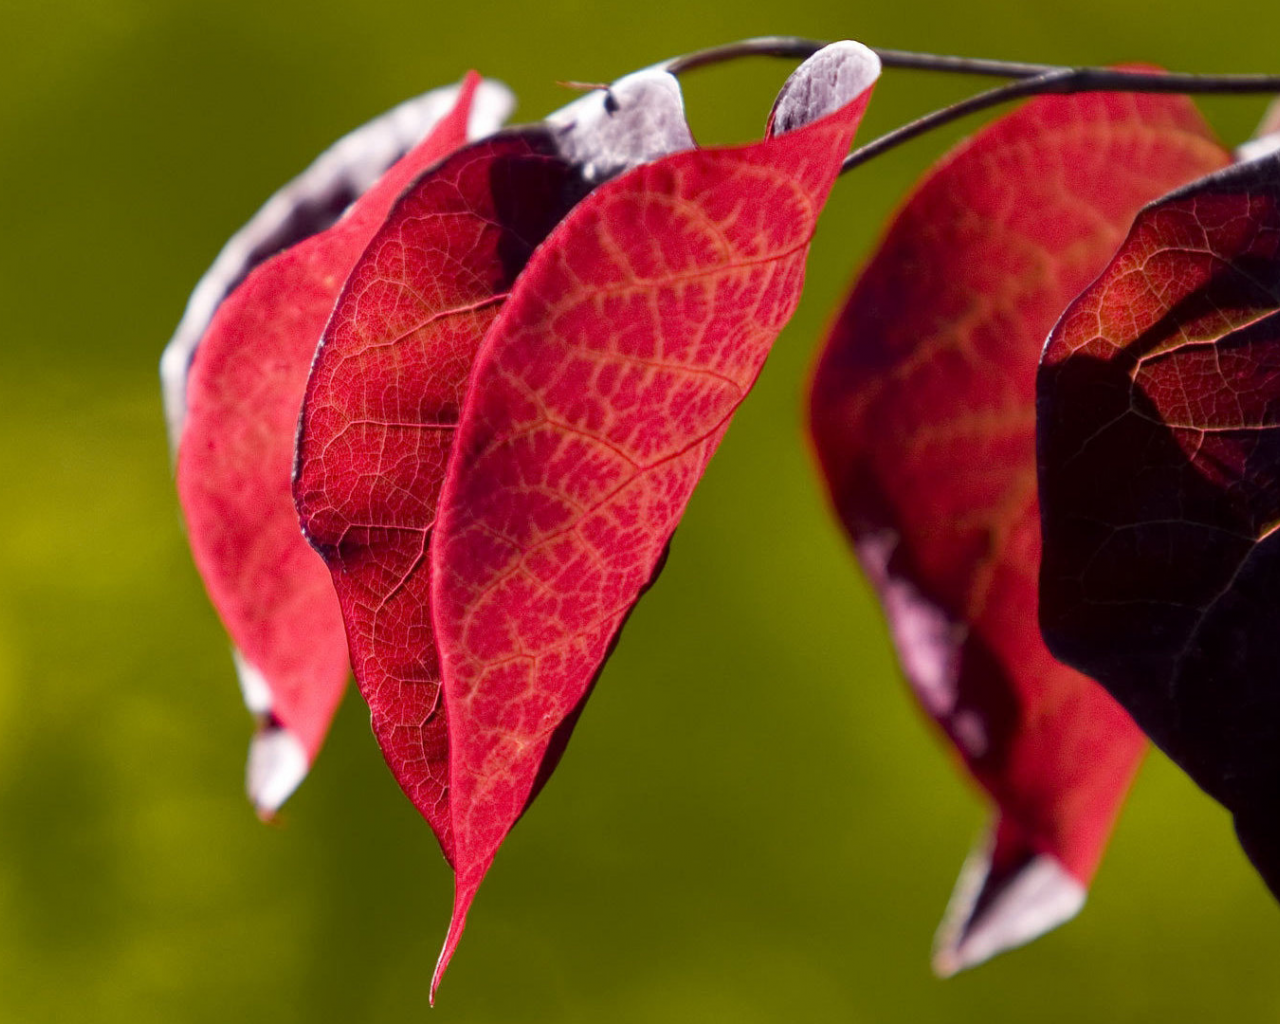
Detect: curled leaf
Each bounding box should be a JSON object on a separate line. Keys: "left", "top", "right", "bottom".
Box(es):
{"left": 162, "top": 78, "right": 514, "bottom": 450}
{"left": 428, "top": 40, "right": 880, "bottom": 994}
{"left": 165, "top": 74, "right": 511, "bottom": 814}
{"left": 809, "top": 90, "right": 1229, "bottom": 970}
{"left": 1038, "top": 145, "right": 1280, "bottom": 897}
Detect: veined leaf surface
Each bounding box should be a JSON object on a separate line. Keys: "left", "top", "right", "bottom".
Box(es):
{"left": 293, "top": 67, "right": 697, "bottom": 995}
{"left": 429, "top": 41, "right": 881, "bottom": 995}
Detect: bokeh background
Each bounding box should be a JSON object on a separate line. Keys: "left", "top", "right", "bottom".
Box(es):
{"left": 4, "top": 0, "right": 1280, "bottom": 1020}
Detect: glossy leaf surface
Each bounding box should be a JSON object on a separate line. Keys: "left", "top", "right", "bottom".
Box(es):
{"left": 168, "top": 75, "right": 505, "bottom": 814}
{"left": 1038, "top": 149, "right": 1280, "bottom": 897}
{"left": 810, "top": 90, "right": 1229, "bottom": 970}
{"left": 293, "top": 66, "right": 695, "bottom": 930}
{"left": 428, "top": 41, "right": 881, "bottom": 993}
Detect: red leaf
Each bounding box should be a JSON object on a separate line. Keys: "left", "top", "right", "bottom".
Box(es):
{"left": 809, "top": 90, "right": 1229, "bottom": 970}
{"left": 293, "top": 70, "right": 694, "bottom": 877}
{"left": 428, "top": 41, "right": 880, "bottom": 995}
{"left": 1038, "top": 148, "right": 1280, "bottom": 896}
{"left": 166, "top": 74, "right": 509, "bottom": 814}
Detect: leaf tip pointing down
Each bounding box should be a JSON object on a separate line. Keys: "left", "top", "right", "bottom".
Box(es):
{"left": 230, "top": 650, "right": 314, "bottom": 817}
{"left": 430, "top": 876, "right": 483, "bottom": 1005}
{"left": 245, "top": 727, "right": 309, "bottom": 820}
{"left": 931, "top": 830, "right": 1085, "bottom": 978}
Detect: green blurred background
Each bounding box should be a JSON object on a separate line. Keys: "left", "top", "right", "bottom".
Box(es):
{"left": 3, "top": 0, "right": 1279, "bottom": 1020}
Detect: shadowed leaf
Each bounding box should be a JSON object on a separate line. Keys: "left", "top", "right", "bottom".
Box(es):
{"left": 1038, "top": 146, "right": 1280, "bottom": 899}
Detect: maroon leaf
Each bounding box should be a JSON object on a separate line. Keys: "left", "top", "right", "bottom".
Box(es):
{"left": 1038, "top": 146, "right": 1280, "bottom": 896}
{"left": 427, "top": 41, "right": 881, "bottom": 995}
{"left": 167, "top": 74, "right": 509, "bottom": 814}
{"left": 293, "top": 66, "right": 694, "bottom": 896}
{"left": 809, "top": 90, "right": 1229, "bottom": 969}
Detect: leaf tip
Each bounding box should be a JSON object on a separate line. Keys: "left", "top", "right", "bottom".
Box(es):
{"left": 245, "top": 725, "right": 309, "bottom": 817}
{"left": 430, "top": 877, "right": 481, "bottom": 1005}
{"left": 931, "top": 830, "right": 1085, "bottom": 977}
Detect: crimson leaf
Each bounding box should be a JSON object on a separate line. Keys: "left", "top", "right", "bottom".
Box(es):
{"left": 293, "top": 68, "right": 694, "bottom": 865}
{"left": 165, "top": 74, "right": 509, "bottom": 813}
{"left": 428, "top": 41, "right": 880, "bottom": 995}
{"left": 809, "top": 89, "right": 1229, "bottom": 969}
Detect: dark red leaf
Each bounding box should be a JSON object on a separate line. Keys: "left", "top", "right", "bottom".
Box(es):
{"left": 1038, "top": 147, "right": 1280, "bottom": 897}
{"left": 427, "top": 41, "right": 880, "bottom": 994}
{"left": 167, "top": 74, "right": 507, "bottom": 813}
{"left": 809, "top": 90, "right": 1229, "bottom": 969}
{"left": 293, "top": 68, "right": 694, "bottom": 890}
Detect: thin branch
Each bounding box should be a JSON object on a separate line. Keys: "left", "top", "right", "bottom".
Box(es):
{"left": 1060, "top": 66, "right": 1280, "bottom": 94}
{"left": 841, "top": 66, "right": 1280, "bottom": 174}
{"left": 871, "top": 49, "right": 1054, "bottom": 78}
{"left": 664, "top": 36, "right": 1058, "bottom": 78}
{"left": 659, "top": 36, "right": 1280, "bottom": 176}
{"left": 665, "top": 35, "right": 1280, "bottom": 91}
{"left": 842, "top": 70, "right": 1071, "bottom": 173}
{"left": 664, "top": 37, "right": 824, "bottom": 75}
